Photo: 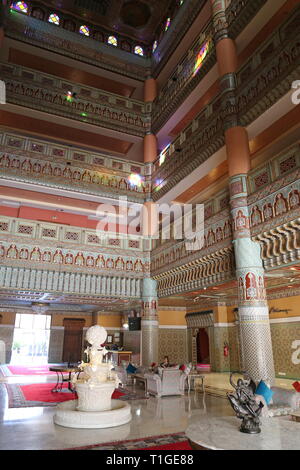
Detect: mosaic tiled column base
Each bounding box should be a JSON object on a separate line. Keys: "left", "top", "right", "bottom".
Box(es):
{"left": 234, "top": 237, "right": 276, "bottom": 386}
{"left": 238, "top": 306, "right": 275, "bottom": 386}
{"left": 141, "top": 278, "right": 158, "bottom": 366}
{"left": 141, "top": 319, "right": 158, "bottom": 366}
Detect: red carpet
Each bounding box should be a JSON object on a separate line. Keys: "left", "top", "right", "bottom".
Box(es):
{"left": 5, "top": 382, "right": 129, "bottom": 407}
{"left": 139, "top": 441, "right": 192, "bottom": 450}
{"left": 6, "top": 365, "right": 57, "bottom": 376}
{"left": 64, "top": 432, "right": 192, "bottom": 450}
{"left": 20, "top": 383, "right": 124, "bottom": 403}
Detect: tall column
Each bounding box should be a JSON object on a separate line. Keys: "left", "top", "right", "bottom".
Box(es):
{"left": 141, "top": 278, "right": 158, "bottom": 366}
{"left": 211, "top": 0, "right": 275, "bottom": 385}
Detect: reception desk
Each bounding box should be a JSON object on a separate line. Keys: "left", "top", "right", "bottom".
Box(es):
{"left": 108, "top": 351, "right": 132, "bottom": 366}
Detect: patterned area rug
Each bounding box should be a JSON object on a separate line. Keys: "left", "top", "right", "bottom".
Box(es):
{"left": 5, "top": 383, "right": 145, "bottom": 408}
{"left": 64, "top": 432, "right": 192, "bottom": 450}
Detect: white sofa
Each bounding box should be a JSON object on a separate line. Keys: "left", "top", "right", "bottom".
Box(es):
{"left": 144, "top": 368, "right": 186, "bottom": 397}
{"left": 256, "top": 386, "right": 300, "bottom": 417}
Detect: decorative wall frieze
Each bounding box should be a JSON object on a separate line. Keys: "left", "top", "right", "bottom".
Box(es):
{"left": 0, "top": 131, "right": 146, "bottom": 177}
{"left": 1, "top": 62, "right": 150, "bottom": 138}
{"left": 185, "top": 310, "right": 214, "bottom": 329}
{"left": 153, "top": 247, "right": 235, "bottom": 298}
{"left": 254, "top": 218, "right": 300, "bottom": 269}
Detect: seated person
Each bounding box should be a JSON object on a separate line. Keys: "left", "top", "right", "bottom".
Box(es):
{"left": 160, "top": 355, "right": 171, "bottom": 368}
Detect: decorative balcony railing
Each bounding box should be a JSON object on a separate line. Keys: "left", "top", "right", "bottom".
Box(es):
{"left": 0, "top": 150, "right": 149, "bottom": 203}
{"left": 151, "top": 7, "right": 300, "bottom": 200}
{"left": 225, "top": 0, "right": 268, "bottom": 39}
{"left": 6, "top": 12, "right": 150, "bottom": 81}
{"left": 248, "top": 143, "right": 300, "bottom": 236}
{"left": 0, "top": 131, "right": 145, "bottom": 178}
{"left": 1, "top": 62, "right": 151, "bottom": 138}
{"left": 0, "top": 265, "right": 142, "bottom": 300}
{"left": 151, "top": 22, "right": 216, "bottom": 134}
{"left": 151, "top": 0, "right": 269, "bottom": 133}
{"left": 149, "top": 143, "right": 300, "bottom": 296}
{"left": 152, "top": 95, "right": 225, "bottom": 200}
{"left": 0, "top": 215, "right": 150, "bottom": 276}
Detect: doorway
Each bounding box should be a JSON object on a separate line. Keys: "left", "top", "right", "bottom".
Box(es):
{"left": 10, "top": 314, "right": 51, "bottom": 365}
{"left": 62, "top": 318, "right": 85, "bottom": 365}
{"left": 196, "top": 328, "right": 210, "bottom": 364}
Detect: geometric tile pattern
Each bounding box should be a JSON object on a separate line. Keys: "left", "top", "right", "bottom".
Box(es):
{"left": 158, "top": 329, "right": 188, "bottom": 365}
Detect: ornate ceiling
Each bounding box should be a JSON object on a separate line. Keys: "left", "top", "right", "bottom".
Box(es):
{"left": 37, "top": 0, "right": 174, "bottom": 44}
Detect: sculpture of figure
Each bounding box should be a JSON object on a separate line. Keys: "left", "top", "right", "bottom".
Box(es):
{"left": 73, "top": 325, "right": 119, "bottom": 387}
{"left": 227, "top": 372, "right": 264, "bottom": 434}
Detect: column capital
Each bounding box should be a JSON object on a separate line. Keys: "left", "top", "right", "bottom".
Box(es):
{"left": 210, "top": 0, "right": 230, "bottom": 43}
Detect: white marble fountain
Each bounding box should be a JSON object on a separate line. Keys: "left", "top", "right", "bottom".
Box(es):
{"left": 53, "top": 325, "right": 132, "bottom": 428}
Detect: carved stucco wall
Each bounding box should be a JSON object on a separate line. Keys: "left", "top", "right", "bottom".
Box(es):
{"left": 271, "top": 321, "right": 300, "bottom": 380}
{"left": 158, "top": 328, "right": 188, "bottom": 365}
{"left": 209, "top": 320, "right": 300, "bottom": 378}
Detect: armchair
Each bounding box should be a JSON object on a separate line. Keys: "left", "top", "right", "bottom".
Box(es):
{"left": 144, "top": 368, "right": 186, "bottom": 397}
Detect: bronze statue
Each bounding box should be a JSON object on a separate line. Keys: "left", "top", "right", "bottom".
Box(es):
{"left": 227, "top": 372, "right": 264, "bottom": 434}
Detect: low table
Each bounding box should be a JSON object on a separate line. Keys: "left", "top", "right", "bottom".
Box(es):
{"left": 131, "top": 373, "right": 149, "bottom": 396}
{"left": 186, "top": 415, "right": 300, "bottom": 450}
{"left": 49, "top": 366, "right": 81, "bottom": 393}
{"left": 187, "top": 372, "right": 205, "bottom": 393}
{"left": 291, "top": 410, "right": 300, "bottom": 423}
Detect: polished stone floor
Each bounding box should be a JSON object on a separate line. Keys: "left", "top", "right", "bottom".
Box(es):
{"left": 0, "top": 373, "right": 233, "bottom": 450}
{"left": 0, "top": 371, "right": 295, "bottom": 450}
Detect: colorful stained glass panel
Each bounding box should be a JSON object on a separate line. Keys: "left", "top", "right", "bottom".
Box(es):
{"left": 165, "top": 17, "right": 171, "bottom": 31}
{"left": 48, "top": 13, "right": 60, "bottom": 25}
{"left": 134, "top": 45, "right": 144, "bottom": 56}
{"left": 79, "top": 25, "right": 90, "bottom": 36}
{"left": 12, "top": 1, "right": 28, "bottom": 13}
{"left": 193, "top": 41, "right": 211, "bottom": 76}
{"left": 108, "top": 35, "right": 118, "bottom": 46}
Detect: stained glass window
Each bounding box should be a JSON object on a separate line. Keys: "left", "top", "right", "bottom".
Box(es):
{"left": 193, "top": 41, "right": 211, "bottom": 76}
{"left": 152, "top": 40, "right": 158, "bottom": 53}
{"left": 159, "top": 144, "right": 170, "bottom": 166}
{"left": 48, "top": 13, "right": 60, "bottom": 25}
{"left": 108, "top": 35, "right": 118, "bottom": 47}
{"left": 128, "top": 173, "right": 142, "bottom": 188}
{"left": 79, "top": 25, "right": 90, "bottom": 36}
{"left": 11, "top": 1, "right": 28, "bottom": 13}
{"left": 165, "top": 17, "right": 171, "bottom": 32}
{"left": 134, "top": 45, "right": 144, "bottom": 56}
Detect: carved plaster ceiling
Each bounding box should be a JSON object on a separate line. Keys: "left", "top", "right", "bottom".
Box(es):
{"left": 37, "top": 0, "right": 174, "bottom": 44}
{"left": 0, "top": 291, "right": 141, "bottom": 313}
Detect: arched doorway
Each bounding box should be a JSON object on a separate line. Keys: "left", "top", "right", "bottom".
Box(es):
{"left": 196, "top": 328, "right": 210, "bottom": 364}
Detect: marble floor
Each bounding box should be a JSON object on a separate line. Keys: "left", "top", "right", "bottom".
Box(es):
{"left": 0, "top": 371, "right": 295, "bottom": 450}
{"left": 0, "top": 372, "right": 233, "bottom": 450}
